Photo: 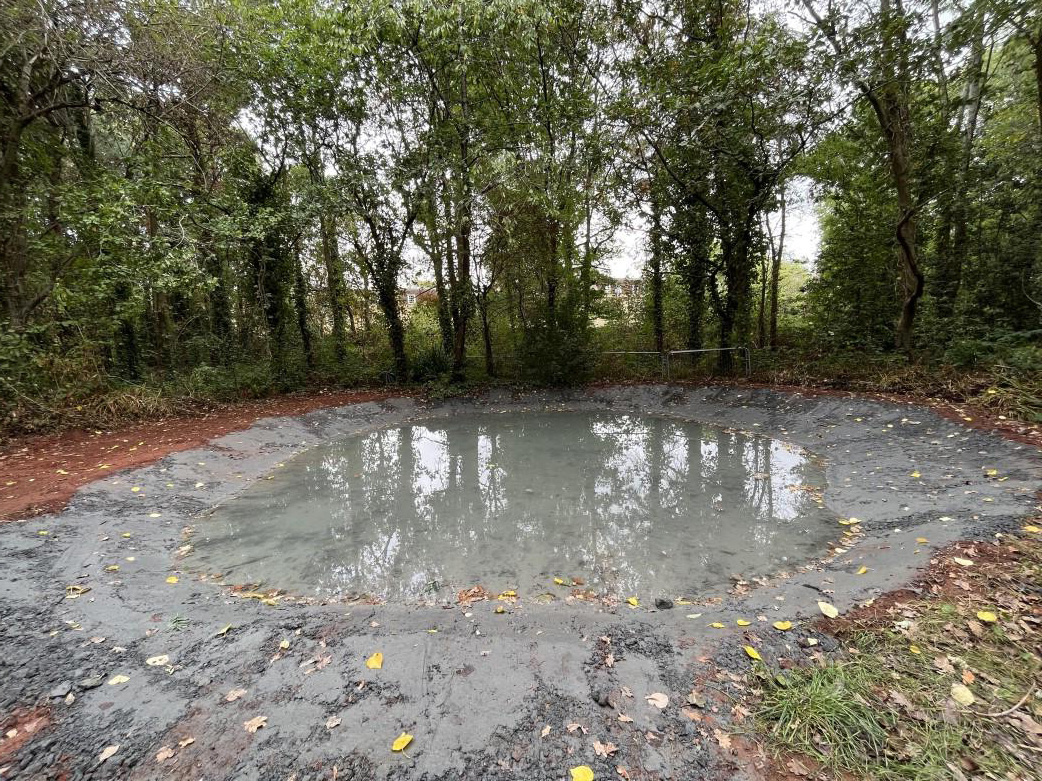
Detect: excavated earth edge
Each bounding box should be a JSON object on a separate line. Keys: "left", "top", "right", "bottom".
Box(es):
{"left": 0, "top": 385, "right": 1039, "bottom": 781}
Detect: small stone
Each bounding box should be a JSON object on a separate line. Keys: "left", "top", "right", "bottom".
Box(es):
{"left": 48, "top": 682, "right": 72, "bottom": 698}
{"left": 654, "top": 597, "right": 674, "bottom": 610}
{"left": 79, "top": 676, "right": 103, "bottom": 690}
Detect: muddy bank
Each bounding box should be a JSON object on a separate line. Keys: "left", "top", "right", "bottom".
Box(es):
{"left": 0, "top": 385, "right": 1038, "bottom": 780}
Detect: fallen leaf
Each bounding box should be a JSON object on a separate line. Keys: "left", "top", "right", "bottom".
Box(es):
{"left": 156, "top": 746, "right": 175, "bottom": 763}
{"left": 570, "top": 767, "right": 594, "bottom": 781}
{"left": 166, "top": 576, "right": 179, "bottom": 584}
{"left": 391, "top": 732, "right": 413, "bottom": 752}
{"left": 177, "top": 737, "right": 194, "bottom": 748}
{"left": 365, "top": 652, "right": 383, "bottom": 669}
{"left": 786, "top": 757, "right": 812, "bottom": 776}
{"left": 909, "top": 645, "right": 922, "bottom": 654}
{"left": 736, "top": 619, "right": 751, "bottom": 626}
{"left": 916, "top": 537, "right": 929, "bottom": 544}
{"left": 540, "top": 725, "right": 551, "bottom": 737}
{"left": 326, "top": 716, "right": 341, "bottom": 730}
{"left": 743, "top": 645, "right": 762, "bottom": 661}
{"left": 553, "top": 577, "right": 567, "bottom": 585}
{"left": 214, "top": 624, "right": 233, "bottom": 637}
{"left": 713, "top": 729, "right": 733, "bottom": 751}
{"left": 98, "top": 745, "right": 119, "bottom": 763}
{"left": 278, "top": 639, "right": 290, "bottom": 650}
{"left": 976, "top": 611, "right": 997, "bottom": 623}
{"left": 618, "top": 714, "right": 633, "bottom": 723}
{"left": 709, "top": 622, "right": 725, "bottom": 628}
{"left": 593, "top": 740, "right": 618, "bottom": 758}
{"left": 225, "top": 688, "right": 247, "bottom": 702}
{"left": 1023, "top": 525, "right": 1040, "bottom": 534}
{"left": 818, "top": 601, "right": 839, "bottom": 619}
{"left": 146, "top": 655, "right": 170, "bottom": 667}
{"left": 856, "top": 566, "right": 868, "bottom": 575}
{"left": 626, "top": 597, "right": 639, "bottom": 607}
{"left": 107, "top": 674, "right": 129, "bottom": 686}
{"left": 952, "top": 557, "right": 974, "bottom": 567}
{"left": 244, "top": 716, "right": 267, "bottom": 733}
{"left": 645, "top": 692, "right": 668, "bottom": 709}
{"left": 773, "top": 621, "right": 792, "bottom": 631}
{"left": 950, "top": 684, "right": 975, "bottom": 707}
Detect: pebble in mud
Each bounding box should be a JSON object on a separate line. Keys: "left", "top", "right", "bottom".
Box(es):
{"left": 654, "top": 597, "right": 674, "bottom": 609}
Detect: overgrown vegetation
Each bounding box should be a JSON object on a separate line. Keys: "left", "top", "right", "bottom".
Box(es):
{"left": 754, "top": 535, "right": 1042, "bottom": 779}
{"left": 2, "top": 0, "right": 1040, "bottom": 438}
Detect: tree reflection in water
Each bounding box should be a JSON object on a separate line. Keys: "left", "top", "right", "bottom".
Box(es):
{"left": 189, "top": 413, "right": 835, "bottom": 600}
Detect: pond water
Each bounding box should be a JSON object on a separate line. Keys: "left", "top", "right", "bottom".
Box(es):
{"left": 188, "top": 412, "right": 836, "bottom": 601}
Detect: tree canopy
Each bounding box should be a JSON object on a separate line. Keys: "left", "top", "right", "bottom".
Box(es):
{"left": 2, "top": 0, "right": 1040, "bottom": 431}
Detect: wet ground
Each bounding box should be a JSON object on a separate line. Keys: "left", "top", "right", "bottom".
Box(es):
{"left": 1, "top": 385, "right": 1039, "bottom": 780}
{"left": 189, "top": 411, "right": 834, "bottom": 601}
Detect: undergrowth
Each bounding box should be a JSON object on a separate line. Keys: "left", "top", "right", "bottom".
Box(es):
{"left": 754, "top": 536, "right": 1042, "bottom": 780}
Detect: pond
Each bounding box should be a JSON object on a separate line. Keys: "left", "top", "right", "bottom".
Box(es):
{"left": 188, "top": 411, "right": 836, "bottom": 601}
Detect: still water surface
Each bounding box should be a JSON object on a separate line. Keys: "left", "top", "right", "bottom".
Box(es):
{"left": 189, "top": 412, "right": 835, "bottom": 600}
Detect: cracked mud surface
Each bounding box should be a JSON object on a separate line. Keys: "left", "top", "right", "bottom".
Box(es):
{"left": 1, "top": 385, "right": 1039, "bottom": 780}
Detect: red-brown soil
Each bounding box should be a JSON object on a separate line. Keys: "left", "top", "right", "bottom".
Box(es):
{"left": 0, "top": 389, "right": 402, "bottom": 523}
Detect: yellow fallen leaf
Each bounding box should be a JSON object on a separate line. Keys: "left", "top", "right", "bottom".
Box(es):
{"left": 773, "top": 621, "right": 792, "bottom": 631}
{"left": 952, "top": 557, "right": 974, "bottom": 567}
{"left": 744, "top": 645, "right": 761, "bottom": 661}
{"left": 104, "top": 565, "right": 119, "bottom": 572}
{"left": 244, "top": 715, "right": 267, "bottom": 733}
{"left": 392, "top": 732, "right": 413, "bottom": 752}
{"left": 98, "top": 745, "right": 120, "bottom": 763}
{"left": 685, "top": 613, "right": 702, "bottom": 619}
{"left": 818, "top": 601, "right": 839, "bottom": 619}
{"left": 709, "top": 622, "right": 725, "bottom": 628}
{"left": 626, "top": 597, "right": 639, "bottom": 607}
{"left": 365, "top": 652, "right": 383, "bottom": 669}
{"left": 910, "top": 471, "right": 921, "bottom": 478}
{"left": 570, "top": 767, "right": 594, "bottom": 781}
{"left": 984, "top": 468, "right": 997, "bottom": 476}
{"left": 131, "top": 486, "right": 141, "bottom": 493}
{"left": 645, "top": 692, "right": 668, "bottom": 708}
{"left": 839, "top": 518, "right": 859, "bottom": 526}
{"left": 149, "top": 513, "right": 161, "bottom": 518}
{"left": 279, "top": 639, "right": 290, "bottom": 650}
{"left": 553, "top": 577, "right": 566, "bottom": 585}
{"left": 736, "top": 619, "right": 751, "bottom": 626}
{"left": 1023, "top": 525, "right": 1040, "bottom": 534}
{"left": 909, "top": 645, "right": 921, "bottom": 654}
{"left": 166, "top": 576, "right": 179, "bottom": 584}
{"left": 494, "top": 605, "right": 505, "bottom": 614}
{"left": 38, "top": 530, "right": 49, "bottom": 536}
{"left": 146, "top": 654, "right": 170, "bottom": 667}
{"left": 107, "top": 674, "right": 130, "bottom": 685}
{"left": 916, "top": 537, "right": 928, "bottom": 544}
{"left": 950, "top": 683, "right": 975, "bottom": 707}
{"left": 976, "top": 610, "right": 997, "bottom": 623}
{"left": 498, "top": 590, "right": 516, "bottom": 599}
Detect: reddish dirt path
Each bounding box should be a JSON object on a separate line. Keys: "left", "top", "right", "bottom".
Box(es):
{"left": 0, "top": 389, "right": 402, "bottom": 523}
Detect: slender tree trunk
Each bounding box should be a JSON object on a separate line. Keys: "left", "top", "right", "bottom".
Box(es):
{"left": 293, "top": 243, "right": 315, "bottom": 370}
{"left": 319, "top": 212, "right": 349, "bottom": 363}
{"left": 768, "top": 184, "right": 785, "bottom": 348}
{"left": 479, "top": 291, "right": 495, "bottom": 376}
{"left": 649, "top": 183, "right": 665, "bottom": 355}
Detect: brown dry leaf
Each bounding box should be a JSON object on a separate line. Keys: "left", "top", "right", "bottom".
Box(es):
{"left": 244, "top": 716, "right": 267, "bottom": 733}
{"left": 566, "top": 722, "right": 587, "bottom": 734}
{"left": 618, "top": 714, "right": 634, "bottom": 723}
{"left": 98, "top": 745, "right": 119, "bottom": 763}
{"left": 645, "top": 692, "right": 669, "bottom": 709}
{"left": 225, "top": 688, "right": 247, "bottom": 702}
{"left": 177, "top": 737, "right": 194, "bottom": 748}
{"left": 786, "top": 757, "right": 812, "bottom": 776}
{"left": 713, "top": 729, "right": 733, "bottom": 752}
{"left": 540, "top": 725, "right": 551, "bottom": 737}
{"left": 621, "top": 686, "right": 633, "bottom": 698}
{"left": 617, "top": 768, "right": 631, "bottom": 779}
{"left": 155, "top": 746, "right": 175, "bottom": 763}
{"left": 593, "top": 739, "right": 618, "bottom": 758}
{"left": 933, "top": 656, "right": 955, "bottom": 675}
{"left": 961, "top": 669, "right": 976, "bottom": 685}
{"left": 326, "top": 716, "right": 341, "bottom": 730}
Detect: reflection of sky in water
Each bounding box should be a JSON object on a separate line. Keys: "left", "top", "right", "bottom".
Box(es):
{"left": 189, "top": 413, "right": 836, "bottom": 600}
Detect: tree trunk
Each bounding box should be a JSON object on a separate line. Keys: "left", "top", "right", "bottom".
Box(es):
{"left": 768, "top": 185, "right": 785, "bottom": 348}
{"left": 649, "top": 184, "right": 665, "bottom": 355}
{"left": 479, "top": 291, "right": 495, "bottom": 377}
{"left": 319, "top": 212, "right": 349, "bottom": 363}
{"left": 293, "top": 244, "right": 315, "bottom": 370}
